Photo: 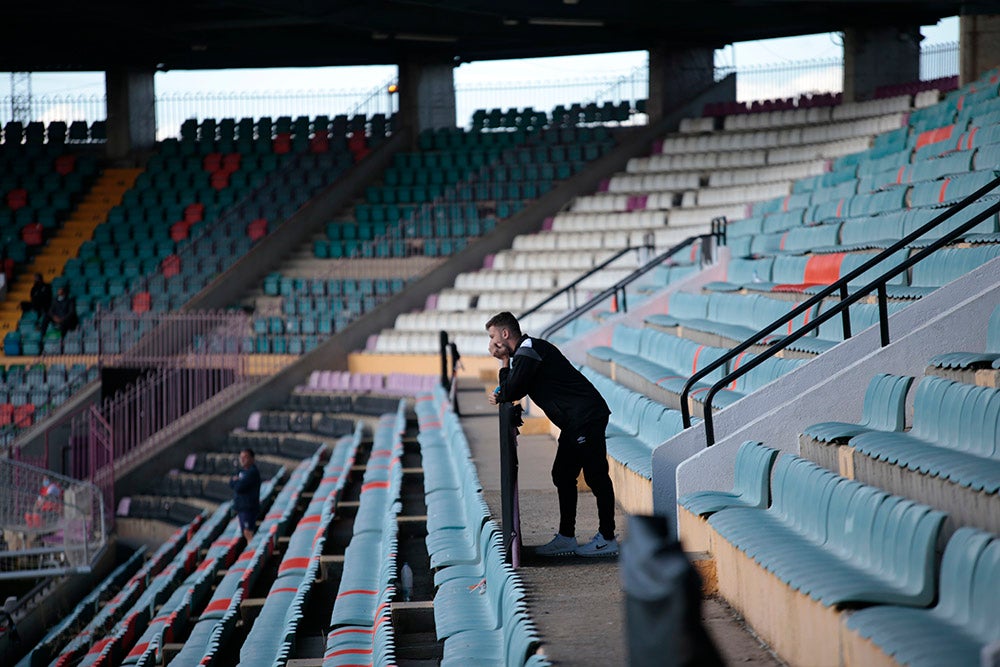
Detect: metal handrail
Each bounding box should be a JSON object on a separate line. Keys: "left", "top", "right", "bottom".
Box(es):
{"left": 680, "top": 175, "right": 1000, "bottom": 446}
{"left": 540, "top": 218, "right": 726, "bottom": 340}
{"left": 519, "top": 244, "right": 652, "bottom": 321}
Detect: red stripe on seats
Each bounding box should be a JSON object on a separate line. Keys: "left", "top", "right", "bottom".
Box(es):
{"left": 89, "top": 637, "right": 115, "bottom": 654}
{"left": 655, "top": 375, "right": 681, "bottom": 385}
{"left": 127, "top": 642, "right": 150, "bottom": 658}
{"left": 691, "top": 346, "right": 705, "bottom": 374}
{"left": 690, "top": 387, "right": 711, "bottom": 396}
{"left": 729, "top": 351, "right": 750, "bottom": 390}
{"left": 299, "top": 514, "right": 321, "bottom": 524}
{"left": 966, "top": 127, "right": 978, "bottom": 150}
{"left": 835, "top": 198, "right": 844, "bottom": 218}
{"left": 329, "top": 627, "right": 373, "bottom": 637}
{"left": 279, "top": 557, "right": 311, "bottom": 572}
{"left": 782, "top": 195, "right": 791, "bottom": 212}
{"left": 803, "top": 253, "right": 844, "bottom": 285}
{"left": 336, "top": 588, "right": 377, "bottom": 599}
{"left": 915, "top": 124, "right": 955, "bottom": 149}
{"left": 938, "top": 179, "right": 951, "bottom": 203}
{"left": 324, "top": 648, "right": 373, "bottom": 658}
{"left": 779, "top": 232, "right": 788, "bottom": 250}
{"left": 362, "top": 480, "right": 390, "bottom": 492}
{"left": 896, "top": 165, "right": 906, "bottom": 185}
{"left": 270, "top": 587, "right": 298, "bottom": 595}
{"left": 204, "top": 598, "right": 232, "bottom": 613}
{"left": 420, "top": 420, "right": 441, "bottom": 429}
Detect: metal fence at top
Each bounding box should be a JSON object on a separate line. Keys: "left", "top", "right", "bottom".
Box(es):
{"left": 0, "top": 41, "right": 962, "bottom": 135}
{"left": 0, "top": 458, "right": 106, "bottom": 579}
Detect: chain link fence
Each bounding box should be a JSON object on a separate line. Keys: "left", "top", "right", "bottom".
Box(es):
{"left": 0, "top": 458, "right": 105, "bottom": 579}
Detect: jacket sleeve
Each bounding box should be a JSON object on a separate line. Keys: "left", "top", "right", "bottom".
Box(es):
{"left": 496, "top": 345, "right": 542, "bottom": 403}
{"left": 230, "top": 469, "right": 257, "bottom": 493}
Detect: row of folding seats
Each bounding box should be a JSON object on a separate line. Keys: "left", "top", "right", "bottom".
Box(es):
{"left": 414, "top": 388, "right": 548, "bottom": 666}
{"left": 169, "top": 451, "right": 324, "bottom": 667}
{"left": 580, "top": 367, "right": 686, "bottom": 479}
{"left": 16, "top": 547, "right": 148, "bottom": 667}
{"left": 2, "top": 120, "right": 106, "bottom": 144}
{"left": 242, "top": 428, "right": 363, "bottom": 666}
{"left": 120, "top": 477, "right": 284, "bottom": 667}
{"left": 51, "top": 514, "right": 208, "bottom": 666}
{"left": 322, "top": 410, "right": 402, "bottom": 665}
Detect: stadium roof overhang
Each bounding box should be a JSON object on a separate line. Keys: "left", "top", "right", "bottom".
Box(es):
{"left": 0, "top": 0, "right": 975, "bottom": 72}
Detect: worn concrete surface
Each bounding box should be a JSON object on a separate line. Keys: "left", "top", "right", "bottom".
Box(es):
{"left": 457, "top": 381, "right": 783, "bottom": 666}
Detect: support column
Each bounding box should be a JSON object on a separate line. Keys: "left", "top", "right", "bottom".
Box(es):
{"left": 646, "top": 45, "right": 716, "bottom": 123}
{"left": 396, "top": 58, "right": 456, "bottom": 141}
{"left": 842, "top": 25, "right": 921, "bottom": 102}
{"left": 960, "top": 14, "right": 1000, "bottom": 85}
{"left": 105, "top": 67, "right": 156, "bottom": 162}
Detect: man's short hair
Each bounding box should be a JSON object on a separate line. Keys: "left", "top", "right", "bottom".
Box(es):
{"left": 241, "top": 448, "right": 255, "bottom": 459}
{"left": 485, "top": 311, "right": 521, "bottom": 336}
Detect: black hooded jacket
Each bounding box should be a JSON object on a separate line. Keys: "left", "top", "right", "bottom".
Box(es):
{"left": 496, "top": 335, "right": 610, "bottom": 431}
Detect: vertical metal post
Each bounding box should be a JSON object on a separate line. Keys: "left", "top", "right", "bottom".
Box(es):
{"left": 498, "top": 402, "right": 520, "bottom": 567}
{"left": 877, "top": 284, "right": 890, "bottom": 346}
{"left": 839, "top": 283, "right": 852, "bottom": 340}
{"left": 439, "top": 330, "right": 450, "bottom": 391}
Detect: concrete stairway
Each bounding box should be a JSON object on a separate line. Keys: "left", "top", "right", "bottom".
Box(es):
{"left": 0, "top": 168, "right": 142, "bottom": 337}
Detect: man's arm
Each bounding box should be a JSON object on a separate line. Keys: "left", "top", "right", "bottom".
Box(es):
{"left": 496, "top": 345, "right": 542, "bottom": 403}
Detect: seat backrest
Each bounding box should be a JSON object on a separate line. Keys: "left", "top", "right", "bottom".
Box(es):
{"left": 934, "top": 527, "right": 993, "bottom": 625}
{"left": 876, "top": 498, "right": 945, "bottom": 604}
{"left": 969, "top": 538, "right": 1000, "bottom": 642}
{"left": 988, "top": 303, "right": 1000, "bottom": 354}
{"left": 732, "top": 441, "right": 779, "bottom": 508}
{"left": 910, "top": 376, "right": 956, "bottom": 443}
{"left": 611, "top": 325, "right": 644, "bottom": 355}
{"left": 825, "top": 482, "right": 882, "bottom": 563}
{"left": 861, "top": 373, "right": 914, "bottom": 432}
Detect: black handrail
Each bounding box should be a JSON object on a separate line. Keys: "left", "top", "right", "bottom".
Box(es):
{"left": 679, "top": 175, "right": 1000, "bottom": 445}
{"left": 519, "top": 244, "right": 652, "bottom": 321}
{"left": 540, "top": 218, "right": 727, "bottom": 340}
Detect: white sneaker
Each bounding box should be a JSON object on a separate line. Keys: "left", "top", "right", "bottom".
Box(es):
{"left": 576, "top": 532, "right": 619, "bottom": 557}
{"left": 534, "top": 533, "right": 578, "bottom": 556}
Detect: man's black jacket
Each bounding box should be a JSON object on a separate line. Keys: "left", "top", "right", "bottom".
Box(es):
{"left": 496, "top": 335, "right": 610, "bottom": 431}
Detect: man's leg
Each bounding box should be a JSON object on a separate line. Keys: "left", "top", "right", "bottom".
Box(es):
{"left": 579, "top": 416, "right": 616, "bottom": 540}
{"left": 551, "top": 430, "right": 584, "bottom": 538}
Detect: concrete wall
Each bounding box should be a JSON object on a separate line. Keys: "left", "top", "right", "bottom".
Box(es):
{"left": 961, "top": 13, "right": 1000, "bottom": 85}
{"left": 105, "top": 68, "right": 156, "bottom": 163}
{"left": 843, "top": 25, "right": 921, "bottom": 102}
{"left": 397, "top": 59, "right": 457, "bottom": 139}
{"left": 656, "top": 256, "right": 1000, "bottom": 529}
{"left": 647, "top": 45, "right": 718, "bottom": 123}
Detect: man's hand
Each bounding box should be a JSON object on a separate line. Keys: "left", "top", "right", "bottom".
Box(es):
{"left": 487, "top": 390, "right": 499, "bottom": 405}
{"left": 489, "top": 339, "right": 509, "bottom": 361}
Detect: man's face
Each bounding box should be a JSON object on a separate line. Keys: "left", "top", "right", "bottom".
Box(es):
{"left": 487, "top": 325, "right": 511, "bottom": 356}
{"left": 239, "top": 451, "right": 251, "bottom": 468}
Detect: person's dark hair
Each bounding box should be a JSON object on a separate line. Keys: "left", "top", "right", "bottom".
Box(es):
{"left": 485, "top": 311, "right": 521, "bottom": 336}
{"left": 241, "top": 448, "right": 255, "bottom": 459}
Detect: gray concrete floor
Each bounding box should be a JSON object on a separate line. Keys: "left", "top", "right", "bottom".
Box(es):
{"left": 455, "top": 382, "right": 783, "bottom": 666}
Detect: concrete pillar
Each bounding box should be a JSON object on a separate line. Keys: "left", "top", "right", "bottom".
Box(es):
{"left": 646, "top": 45, "right": 716, "bottom": 122}
{"left": 960, "top": 14, "right": 1000, "bottom": 86}
{"left": 842, "top": 25, "right": 921, "bottom": 102}
{"left": 105, "top": 67, "right": 156, "bottom": 162}
{"left": 396, "top": 58, "right": 456, "bottom": 140}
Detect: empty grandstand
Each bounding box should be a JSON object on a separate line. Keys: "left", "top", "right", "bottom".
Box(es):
{"left": 1, "top": 2, "right": 999, "bottom": 666}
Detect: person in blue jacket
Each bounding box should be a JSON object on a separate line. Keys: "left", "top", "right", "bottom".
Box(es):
{"left": 486, "top": 311, "right": 618, "bottom": 557}
{"left": 230, "top": 448, "right": 261, "bottom": 542}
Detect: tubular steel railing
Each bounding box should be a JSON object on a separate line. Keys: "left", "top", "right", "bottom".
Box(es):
{"left": 0, "top": 458, "right": 106, "bottom": 579}
{"left": 681, "top": 176, "right": 1000, "bottom": 446}
{"left": 540, "top": 218, "right": 727, "bottom": 340}
{"left": 519, "top": 243, "right": 654, "bottom": 322}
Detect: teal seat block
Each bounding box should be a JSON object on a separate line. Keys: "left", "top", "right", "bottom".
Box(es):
{"left": 804, "top": 373, "right": 914, "bottom": 442}
{"left": 850, "top": 376, "right": 1000, "bottom": 492}
{"left": 929, "top": 303, "right": 1000, "bottom": 369}
{"left": 679, "top": 441, "right": 779, "bottom": 516}
{"left": 845, "top": 528, "right": 999, "bottom": 667}
{"left": 711, "top": 454, "right": 947, "bottom": 608}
